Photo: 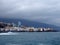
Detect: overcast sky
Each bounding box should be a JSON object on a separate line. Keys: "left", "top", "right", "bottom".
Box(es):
{"left": 0, "top": 0, "right": 60, "bottom": 26}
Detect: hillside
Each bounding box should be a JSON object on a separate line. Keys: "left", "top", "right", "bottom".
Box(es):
{"left": 0, "top": 18, "right": 60, "bottom": 31}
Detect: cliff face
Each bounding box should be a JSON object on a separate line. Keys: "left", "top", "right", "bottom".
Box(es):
{"left": 0, "top": 22, "right": 6, "bottom": 28}
{"left": 0, "top": 22, "right": 13, "bottom": 28}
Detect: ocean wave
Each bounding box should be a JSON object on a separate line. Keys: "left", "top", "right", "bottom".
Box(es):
{"left": 6, "top": 43, "right": 21, "bottom": 45}
{"left": 38, "top": 43, "right": 51, "bottom": 45}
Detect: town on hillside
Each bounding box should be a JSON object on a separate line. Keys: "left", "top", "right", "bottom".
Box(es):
{"left": 0, "top": 22, "right": 57, "bottom": 32}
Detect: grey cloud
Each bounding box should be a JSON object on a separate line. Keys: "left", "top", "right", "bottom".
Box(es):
{"left": 0, "top": 0, "right": 60, "bottom": 26}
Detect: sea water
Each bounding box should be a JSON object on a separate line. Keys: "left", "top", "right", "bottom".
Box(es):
{"left": 0, "top": 32, "right": 60, "bottom": 45}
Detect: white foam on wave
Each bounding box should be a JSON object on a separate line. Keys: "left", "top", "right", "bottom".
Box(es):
{"left": 0, "top": 32, "right": 18, "bottom": 35}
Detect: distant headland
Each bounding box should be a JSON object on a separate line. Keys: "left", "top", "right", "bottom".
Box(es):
{"left": 0, "top": 22, "right": 58, "bottom": 32}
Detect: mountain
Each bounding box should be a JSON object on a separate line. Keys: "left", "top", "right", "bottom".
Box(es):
{"left": 0, "top": 18, "right": 60, "bottom": 31}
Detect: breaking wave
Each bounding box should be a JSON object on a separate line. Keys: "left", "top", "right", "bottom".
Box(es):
{"left": 0, "top": 32, "right": 18, "bottom": 35}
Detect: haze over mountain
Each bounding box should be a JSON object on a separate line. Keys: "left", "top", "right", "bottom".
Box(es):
{"left": 0, "top": 18, "right": 60, "bottom": 31}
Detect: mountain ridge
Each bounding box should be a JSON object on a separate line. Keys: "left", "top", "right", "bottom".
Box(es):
{"left": 0, "top": 18, "right": 60, "bottom": 31}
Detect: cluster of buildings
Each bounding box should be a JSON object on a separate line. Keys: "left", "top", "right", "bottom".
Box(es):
{"left": 0, "top": 22, "right": 54, "bottom": 32}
